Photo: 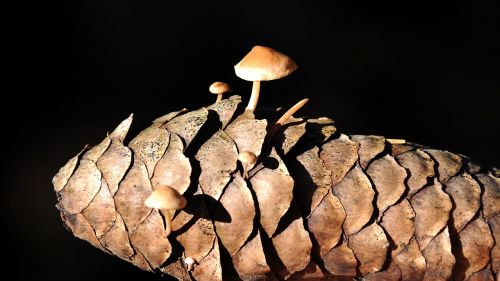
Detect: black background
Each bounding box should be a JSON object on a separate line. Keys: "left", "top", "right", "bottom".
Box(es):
{"left": 7, "top": 1, "right": 499, "bottom": 280}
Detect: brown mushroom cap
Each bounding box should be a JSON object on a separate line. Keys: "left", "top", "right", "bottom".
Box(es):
{"left": 144, "top": 185, "right": 187, "bottom": 210}
{"left": 238, "top": 151, "right": 258, "bottom": 166}
{"left": 234, "top": 46, "right": 298, "bottom": 81}
{"left": 209, "top": 82, "right": 231, "bottom": 95}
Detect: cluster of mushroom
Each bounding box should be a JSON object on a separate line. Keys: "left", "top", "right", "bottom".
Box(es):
{"left": 142, "top": 45, "right": 307, "bottom": 271}
{"left": 213, "top": 46, "right": 309, "bottom": 178}
{"left": 144, "top": 46, "right": 307, "bottom": 228}
{"left": 144, "top": 45, "right": 308, "bottom": 228}
{"left": 211, "top": 45, "right": 304, "bottom": 112}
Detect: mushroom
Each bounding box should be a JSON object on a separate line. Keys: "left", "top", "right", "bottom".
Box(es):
{"left": 238, "top": 151, "right": 257, "bottom": 179}
{"left": 234, "top": 46, "right": 298, "bottom": 112}
{"left": 209, "top": 81, "right": 231, "bottom": 103}
{"left": 144, "top": 185, "right": 187, "bottom": 236}
{"left": 183, "top": 256, "right": 197, "bottom": 271}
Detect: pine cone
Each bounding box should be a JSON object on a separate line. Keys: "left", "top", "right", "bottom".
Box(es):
{"left": 52, "top": 47, "right": 499, "bottom": 281}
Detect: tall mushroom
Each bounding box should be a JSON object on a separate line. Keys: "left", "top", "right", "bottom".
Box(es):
{"left": 234, "top": 46, "right": 298, "bottom": 112}
{"left": 144, "top": 185, "right": 187, "bottom": 236}
{"left": 209, "top": 81, "right": 231, "bottom": 103}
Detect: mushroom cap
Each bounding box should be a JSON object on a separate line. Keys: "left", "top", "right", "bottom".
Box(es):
{"left": 234, "top": 46, "right": 298, "bottom": 81}
{"left": 184, "top": 257, "right": 196, "bottom": 265}
{"left": 144, "top": 185, "right": 187, "bottom": 210}
{"left": 238, "top": 151, "right": 258, "bottom": 165}
{"left": 209, "top": 82, "right": 231, "bottom": 95}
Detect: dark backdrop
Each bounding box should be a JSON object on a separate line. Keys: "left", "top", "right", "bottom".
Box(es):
{"left": 7, "top": 1, "right": 499, "bottom": 280}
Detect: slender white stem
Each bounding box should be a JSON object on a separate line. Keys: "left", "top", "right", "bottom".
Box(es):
{"left": 266, "top": 98, "right": 310, "bottom": 142}
{"left": 162, "top": 209, "right": 172, "bottom": 237}
{"left": 246, "top": 81, "right": 261, "bottom": 111}
{"left": 216, "top": 94, "right": 223, "bottom": 103}
{"left": 275, "top": 98, "right": 309, "bottom": 126}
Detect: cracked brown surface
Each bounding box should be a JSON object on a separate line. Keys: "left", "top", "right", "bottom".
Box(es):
{"left": 53, "top": 94, "right": 499, "bottom": 280}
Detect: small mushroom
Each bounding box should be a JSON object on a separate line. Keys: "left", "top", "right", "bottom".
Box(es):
{"left": 183, "top": 256, "right": 197, "bottom": 271}
{"left": 234, "top": 46, "right": 298, "bottom": 112}
{"left": 144, "top": 185, "right": 187, "bottom": 236}
{"left": 238, "top": 151, "right": 257, "bottom": 179}
{"left": 209, "top": 81, "right": 231, "bottom": 103}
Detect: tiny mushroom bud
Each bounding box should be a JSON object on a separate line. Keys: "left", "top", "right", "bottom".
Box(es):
{"left": 184, "top": 256, "right": 196, "bottom": 271}
{"left": 144, "top": 185, "right": 187, "bottom": 237}
{"left": 209, "top": 81, "right": 231, "bottom": 103}
{"left": 238, "top": 151, "right": 257, "bottom": 179}
{"left": 234, "top": 46, "right": 298, "bottom": 112}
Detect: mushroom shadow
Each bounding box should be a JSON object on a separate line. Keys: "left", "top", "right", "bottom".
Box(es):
{"left": 287, "top": 119, "right": 338, "bottom": 157}
{"left": 272, "top": 119, "right": 307, "bottom": 156}
{"left": 183, "top": 194, "right": 231, "bottom": 223}
{"left": 262, "top": 156, "right": 279, "bottom": 170}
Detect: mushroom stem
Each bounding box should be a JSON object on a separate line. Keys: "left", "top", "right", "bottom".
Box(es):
{"left": 387, "top": 138, "right": 406, "bottom": 144}
{"left": 246, "top": 81, "right": 261, "bottom": 111}
{"left": 216, "top": 94, "right": 223, "bottom": 103}
{"left": 266, "top": 98, "right": 310, "bottom": 142}
{"left": 161, "top": 209, "right": 173, "bottom": 237}
{"left": 242, "top": 164, "right": 249, "bottom": 179}
{"left": 275, "top": 98, "right": 309, "bottom": 126}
